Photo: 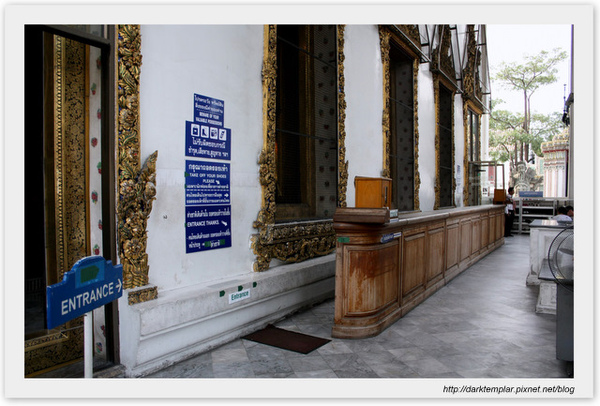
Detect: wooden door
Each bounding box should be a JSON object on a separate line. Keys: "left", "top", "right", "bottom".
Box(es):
{"left": 24, "top": 26, "right": 115, "bottom": 377}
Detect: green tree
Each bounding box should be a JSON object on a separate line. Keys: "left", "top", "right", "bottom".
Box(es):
{"left": 490, "top": 103, "right": 563, "bottom": 167}
{"left": 490, "top": 48, "right": 568, "bottom": 179}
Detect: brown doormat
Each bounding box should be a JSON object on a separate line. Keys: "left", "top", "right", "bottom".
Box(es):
{"left": 242, "top": 324, "right": 331, "bottom": 354}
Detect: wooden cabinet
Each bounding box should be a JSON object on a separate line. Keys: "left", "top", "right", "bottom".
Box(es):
{"left": 332, "top": 205, "right": 506, "bottom": 339}
{"left": 354, "top": 176, "right": 392, "bottom": 208}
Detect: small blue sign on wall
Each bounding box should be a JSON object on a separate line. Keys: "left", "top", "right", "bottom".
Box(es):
{"left": 185, "top": 120, "right": 231, "bottom": 160}
{"left": 194, "top": 93, "right": 224, "bottom": 127}
{"left": 46, "top": 256, "right": 123, "bottom": 330}
{"left": 186, "top": 205, "right": 232, "bottom": 253}
{"left": 519, "top": 191, "right": 544, "bottom": 198}
{"left": 185, "top": 160, "right": 230, "bottom": 206}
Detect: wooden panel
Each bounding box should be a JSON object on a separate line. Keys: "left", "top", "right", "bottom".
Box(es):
{"left": 471, "top": 216, "right": 481, "bottom": 255}
{"left": 402, "top": 228, "right": 426, "bottom": 301}
{"left": 481, "top": 214, "right": 489, "bottom": 248}
{"left": 345, "top": 242, "right": 399, "bottom": 315}
{"left": 496, "top": 212, "right": 504, "bottom": 241}
{"left": 460, "top": 219, "right": 472, "bottom": 261}
{"left": 445, "top": 222, "right": 459, "bottom": 270}
{"left": 489, "top": 212, "right": 496, "bottom": 243}
{"left": 334, "top": 207, "right": 389, "bottom": 224}
{"left": 427, "top": 224, "right": 445, "bottom": 283}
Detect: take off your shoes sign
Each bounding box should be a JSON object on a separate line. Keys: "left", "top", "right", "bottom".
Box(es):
{"left": 46, "top": 256, "right": 123, "bottom": 330}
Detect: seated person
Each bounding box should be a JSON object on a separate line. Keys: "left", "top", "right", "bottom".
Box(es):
{"left": 553, "top": 206, "right": 573, "bottom": 222}
{"left": 566, "top": 205, "right": 574, "bottom": 219}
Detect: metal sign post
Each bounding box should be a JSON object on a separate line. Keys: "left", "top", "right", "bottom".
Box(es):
{"left": 46, "top": 256, "right": 123, "bottom": 378}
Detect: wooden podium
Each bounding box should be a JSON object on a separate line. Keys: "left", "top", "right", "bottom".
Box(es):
{"left": 354, "top": 176, "right": 392, "bottom": 208}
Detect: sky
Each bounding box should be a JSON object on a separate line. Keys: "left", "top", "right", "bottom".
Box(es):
{"left": 486, "top": 24, "right": 573, "bottom": 117}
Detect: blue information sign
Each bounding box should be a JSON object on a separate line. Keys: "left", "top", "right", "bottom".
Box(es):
{"left": 185, "top": 120, "right": 231, "bottom": 160}
{"left": 194, "top": 93, "right": 224, "bottom": 127}
{"left": 185, "top": 160, "right": 230, "bottom": 206}
{"left": 519, "top": 191, "right": 544, "bottom": 198}
{"left": 46, "top": 256, "right": 123, "bottom": 330}
{"left": 186, "top": 205, "right": 232, "bottom": 253}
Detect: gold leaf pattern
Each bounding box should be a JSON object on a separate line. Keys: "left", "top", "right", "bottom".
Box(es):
{"left": 117, "top": 24, "right": 158, "bottom": 292}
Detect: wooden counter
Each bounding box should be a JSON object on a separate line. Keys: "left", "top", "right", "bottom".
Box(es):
{"left": 332, "top": 205, "right": 505, "bottom": 339}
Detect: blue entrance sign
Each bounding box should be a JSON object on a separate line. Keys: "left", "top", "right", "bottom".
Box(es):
{"left": 186, "top": 205, "right": 232, "bottom": 253}
{"left": 194, "top": 93, "right": 224, "bottom": 127}
{"left": 185, "top": 160, "right": 230, "bottom": 205}
{"left": 46, "top": 256, "right": 123, "bottom": 330}
{"left": 185, "top": 120, "right": 231, "bottom": 160}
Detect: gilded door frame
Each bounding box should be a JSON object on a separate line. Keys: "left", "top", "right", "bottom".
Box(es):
{"left": 116, "top": 25, "right": 159, "bottom": 303}
{"left": 431, "top": 25, "right": 458, "bottom": 210}
{"left": 461, "top": 25, "right": 485, "bottom": 207}
{"left": 25, "top": 24, "right": 157, "bottom": 376}
{"left": 379, "top": 25, "right": 422, "bottom": 212}
{"left": 25, "top": 32, "right": 94, "bottom": 377}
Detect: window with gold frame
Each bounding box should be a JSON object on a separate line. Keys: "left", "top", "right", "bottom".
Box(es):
{"left": 466, "top": 107, "right": 482, "bottom": 206}
{"left": 437, "top": 82, "right": 455, "bottom": 208}
{"left": 252, "top": 25, "right": 348, "bottom": 272}
{"left": 274, "top": 25, "right": 339, "bottom": 221}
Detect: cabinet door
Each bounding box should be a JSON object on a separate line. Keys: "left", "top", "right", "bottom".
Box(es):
{"left": 401, "top": 226, "right": 426, "bottom": 302}
{"left": 427, "top": 223, "right": 446, "bottom": 285}
{"left": 344, "top": 241, "right": 399, "bottom": 315}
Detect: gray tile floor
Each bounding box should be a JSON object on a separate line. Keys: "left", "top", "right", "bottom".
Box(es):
{"left": 146, "top": 234, "right": 571, "bottom": 379}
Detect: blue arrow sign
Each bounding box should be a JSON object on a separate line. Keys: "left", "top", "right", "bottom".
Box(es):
{"left": 46, "top": 256, "right": 123, "bottom": 330}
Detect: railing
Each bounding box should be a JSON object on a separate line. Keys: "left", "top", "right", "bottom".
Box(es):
{"left": 514, "top": 197, "right": 574, "bottom": 234}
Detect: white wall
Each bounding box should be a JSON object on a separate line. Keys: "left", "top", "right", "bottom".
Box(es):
{"left": 454, "top": 94, "right": 465, "bottom": 208}
{"left": 343, "top": 25, "right": 384, "bottom": 207}
{"left": 140, "top": 25, "right": 264, "bottom": 292}
{"left": 417, "top": 67, "right": 436, "bottom": 211}
{"left": 119, "top": 24, "right": 489, "bottom": 377}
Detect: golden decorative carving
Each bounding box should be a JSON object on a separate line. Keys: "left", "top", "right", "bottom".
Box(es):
{"left": 462, "top": 26, "right": 476, "bottom": 99}
{"left": 337, "top": 25, "right": 349, "bottom": 208}
{"left": 53, "top": 36, "right": 89, "bottom": 279}
{"left": 398, "top": 24, "right": 421, "bottom": 48}
{"left": 431, "top": 25, "right": 457, "bottom": 90}
{"left": 412, "top": 58, "right": 421, "bottom": 211}
{"left": 379, "top": 26, "right": 421, "bottom": 210}
{"left": 53, "top": 35, "right": 66, "bottom": 278}
{"left": 253, "top": 25, "right": 347, "bottom": 272}
{"left": 462, "top": 25, "right": 484, "bottom": 108}
{"left": 128, "top": 285, "right": 159, "bottom": 305}
{"left": 117, "top": 24, "right": 158, "bottom": 293}
{"left": 379, "top": 27, "right": 391, "bottom": 179}
{"left": 463, "top": 106, "right": 470, "bottom": 206}
{"left": 25, "top": 331, "right": 68, "bottom": 352}
{"left": 25, "top": 319, "right": 84, "bottom": 376}
{"left": 256, "top": 25, "right": 277, "bottom": 228}
{"left": 439, "top": 26, "right": 455, "bottom": 83}
{"left": 117, "top": 150, "right": 158, "bottom": 289}
{"left": 62, "top": 38, "right": 89, "bottom": 274}
{"left": 433, "top": 77, "right": 440, "bottom": 210}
